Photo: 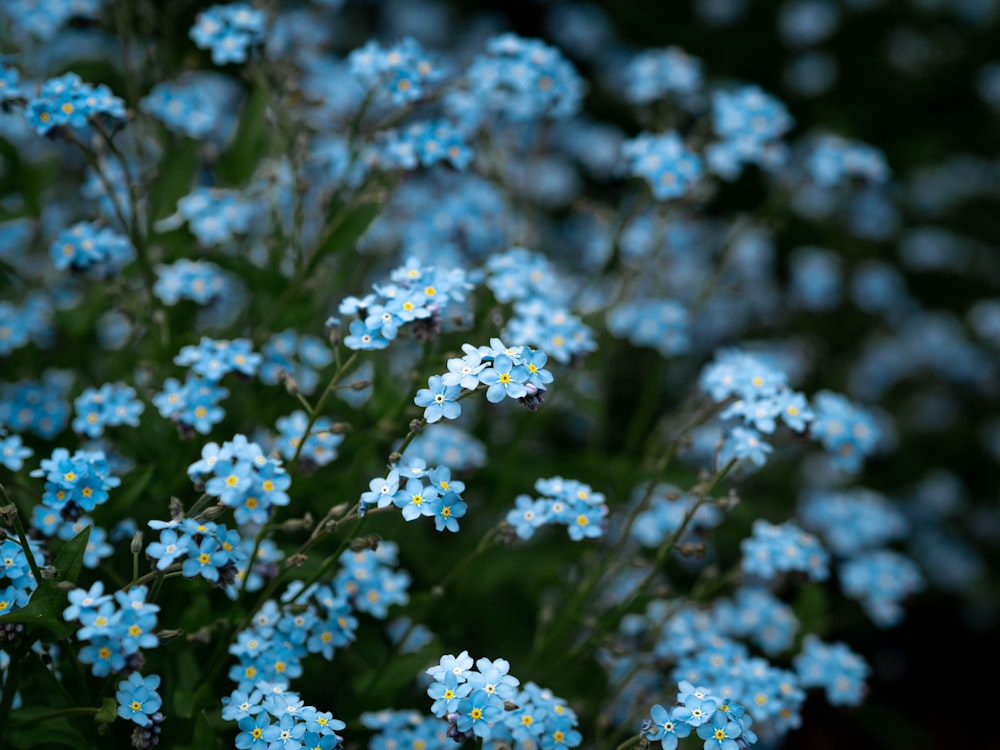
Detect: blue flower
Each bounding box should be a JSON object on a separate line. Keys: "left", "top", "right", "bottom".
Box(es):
{"left": 414, "top": 375, "right": 462, "bottom": 423}
{"left": 393, "top": 478, "right": 438, "bottom": 521}
{"left": 344, "top": 319, "right": 391, "bottom": 350}
{"left": 236, "top": 712, "right": 271, "bottom": 750}
{"left": 479, "top": 354, "right": 529, "bottom": 403}
{"left": 696, "top": 707, "right": 742, "bottom": 750}
{"left": 431, "top": 491, "right": 467, "bottom": 532}
{"left": 116, "top": 672, "right": 163, "bottom": 727}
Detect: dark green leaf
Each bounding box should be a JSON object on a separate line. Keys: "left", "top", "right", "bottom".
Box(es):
{"left": 95, "top": 697, "right": 118, "bottom": 725}
{"left": 107, "top": 464, "right": 155, "bottom": 515}
{"left": 0, "top": 527, "right": 92, "bottom": 639}
{"left": 217, "top": 85, "right": 269, "bottom": 186}
{"left": 148, "top": 137, "right": 201, "bottom": 224}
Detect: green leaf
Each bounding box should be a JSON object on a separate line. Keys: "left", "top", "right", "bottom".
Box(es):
{"left": 217, "top": 86, "right": 269, "bottom": 186}
{"left": 95, "top": 697, "right": 118, "bottom": 725}
{"left": 52, "top": 524, "right": 92, "bottom": 584}
{"left": 0, "top": 526, "right": 92, "bottom": 639}
{"left": 174, "top": 711, "right": 221, "bottom": 750}
{"left": 6, "top": 721, "right": 102, "bottom": 750}
{"left": 148, "top": 137, "right": 201, "bottom": 224}
{"left": 315, "top": 200, "right": 382, "bottom": 261}
{"left": 107, "top": 464, "right": 155, "bottom": 515}
{"left": 6, "top": 701, "right": 103, "bottom": 749}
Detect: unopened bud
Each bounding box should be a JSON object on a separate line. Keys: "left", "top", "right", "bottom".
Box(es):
{"left": 350, "top": 534, "right": 381, "bottom": 552}
{"left": 168, "top": 497, "right": 184, "bottom": 521}
{"left": 679, "top": 542, "right": 706, "bottom": 558}
{"left": 409, "top": 419, "right": 423, "bottom": 432}
{"left": 350, "top": 379, "right": 372, "bottom": 391}
{"left": 187, "top": 627, "right": 212, "bottom": 644}
{"left": 280, "top": 515, "right": 313, "bottom": 534}
{"left": 199, "top": 505, "right": 226, "bottom": 521}
{"left": 327, "top": 319, "right": 341, "bottom": 347}
{"left": 503, "top": 701, "right": 519, "bottom": 712}
{"left": 156, "top": 628, "right": 184, "bottom": 644}
{"left": 277, "top": 368, "right": 300, "bottom": 397}
{"left": 387, "top": 452, "right": 402, "bottom": 465}
{"left": 130, "top": 531, "right": 144, "bottom": 555}
{"left": 0, "top": 504, "right": 16, "bottom": 524}
{"left": 285, "top": 553, "right": 307, "bottom": 568}
{"left": 40, "top": 565, "right": 58, "bottom": 580}
{"left": 329, "top": 422, "right": 352, "bottom": 435}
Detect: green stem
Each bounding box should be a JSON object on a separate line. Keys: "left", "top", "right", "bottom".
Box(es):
{"left": 290, "top": 351, "right": 359, "bottom": 467}
{"left": 123, "top": 562, "right": 182, "bottom": 592}
{"left": 0, "top": 643, "right": 27, "bottom": 733}
{"left": 186, "top": 492, "right": 215, "bottom": 518}
{"left": 8, "top": 706, "right": 99, "bottom": 728}
{"left": 527, "top": 397, "right": 719, "bottom": 669}
{"left": 2, "top": 489, "right": 44, "bottom": 585}
{"left": 559, "top": 458, "right": 739, "bottom": 666}
{"left": 614, "top": 735, "right": 642, "bottom": 750}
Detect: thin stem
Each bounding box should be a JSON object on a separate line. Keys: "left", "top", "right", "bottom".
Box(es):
{"left": 528, "top": 396, "right": 721, "bottom": 668}
{"left": 123, "top": 562, "right": 182, "bottom": 592}
{"left": 1, "top": 485, "right": 44, "bottom": 584}
{"left": 560, "top": 458, "right": 739, "bottom": 665}
{"left": 9, "top": 706, "right": 99, "bottom": 728}
{"left": 613, "top": 736, "right": 642, "bottom": 750}
{"left": 290, "top": 351, "right": 359, "bottom": 467}
{"left": 0, "top": 643, "right": 27, "bottom": 732}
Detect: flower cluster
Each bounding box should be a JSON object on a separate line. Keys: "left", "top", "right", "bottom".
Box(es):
{"left": 228, "top": 543, "right": 408, "bottom": 690}
{"left": 0, "top": 375, "right": 71, "bottom": 439}
{"left": 347, "top": 37, "right": 445, "bottom": 106}
{"left": 625, "top": 46, "right": 703, "bottom": 103}
{"left": 643, "top": 682, "right": 758, "bottom": 750}
{"left": 272, "top": 411, "right": 344, "bottom": 470}
{"left": 189, "top": 3, "right": 267, "bottom": 66}
{"left": 360, "top": 461, "right": 467, "bottom": 532}
{"left": 425, "top": 651, "right": 582, "bottom": 746}
{"left": 0, "top": 537, "right": 41, "bottom": 622}
{"left": 30, "top": 447, "right": 120, "bottom": 516}
{"left": 630, "top": 483, "right": 724, "bottom": 549}
{"left": 140, "top": 71, "right": 243, "bottom": 141}
{"left": 188, "top": 435, "right": 291, "bottom": 527}
{"left": 174, "top": 338, "right": 261, "bottom": 382}
{"left": 226, "top": 684, "right": 345, "bottom": 750}
{"left": 334, "top": 256, "right": 475, "bottom": 350}
{"left": 700, "top": 349, "right": 818, "bottom": 471}
{"left": 116, "top": 671, "right": 164, "bottom": 727}
{"left": 145, "top": 518, "right": 247, "bottom": 588}
{"left": 25, "top": 72, "right": 126, "bottom": 136}
{"left": 63, "top": 583, "right": 159, "bottom": 677}
{"left": 368, "top": 120, "right": 473, "bottom": 172}
{"left": 0, "top": 430, "right": 33, "bottom": 471}
{"left": 707, "top": 84, "right": 794, "bottom": 179}
{"left": 416, "top": 338, "right": 554, "bottom": 423}
{"left": 622, "top": 131, "right": 703, "bottom": 201}
{"left": 809, "top": 390, "right": 880, "bottom": 473}
{"left": 153, "top": 259, "right": 230, "bottom": 306}
{"left": 155, "top": 187, "right": 258, "bottom": 246}
{"left": 793, "top": 635, "right": 869, "bottom": 707}
{"left": 740, "top": 519, "right": 830, "bottom": 582}
{"left": 838, "top": 549, "right": 924, "bottom": 627}
{"left": 463, "top": 33, "right": 585, "bottom": 122}
{"left": 258, "top": 330, "right": 333, "bottom": 397}
{"left": 506, "top": 476, "right": 608, "bottom": 541}
{"left": 72, "top": 382, "right": 144, "bottom": 439}
{"left": 152, "top": 375, "right": 229, "bottom": 436}
{"left": 806, "top": 134, "right": 890, "bottom": 187}
{"left": 49, "top": 221, "right": 134, "bottom": 275}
